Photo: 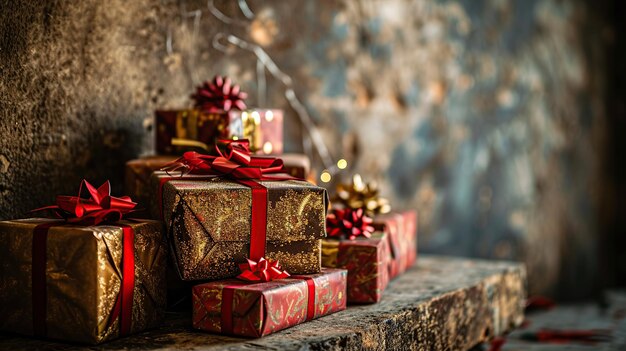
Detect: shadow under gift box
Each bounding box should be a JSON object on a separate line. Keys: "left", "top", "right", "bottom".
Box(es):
{"left": 0, "top": 219, "right": 167, "bottom": 344}
{"left": 150, "top": 171, "right": 328, "bottom": 281}
{"left": 155, "top": 108, "right": 283, "bottom": 155}
{"left": 372, "top": 210, "right": 418, "bottom": 278}
{"left": 321, "top": 231, "right": 391, "bottom": 304}
{"left": 192, "top": 268, "right": 347, "bottom": 337}
{"left": 124, "top": 153, "right": 314, "bottom": 217}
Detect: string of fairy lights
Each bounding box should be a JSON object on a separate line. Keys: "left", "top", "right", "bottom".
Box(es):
{"left": 202, "top": 0, "right": 347, "bottom": 183}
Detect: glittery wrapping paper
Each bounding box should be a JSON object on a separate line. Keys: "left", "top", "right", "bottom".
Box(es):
{"left": 192, "top": 268, "right": 347, "bottom": 337}
{"left": 125, "top": 154, "right": 311, "bottom": 219}
{"left": 150, "top": 172, "right": 328, "bottom": 280}
{"left": 155, "top": 108, "right": 282, "bottom": 155}
{"left": 321, "top": 232, "right": 391, "bottom": 304}
{"left": 372, "top": 210, "right": 418, "bottom": 278}
{"left": 0, "top": 218, "right": 167, "bottom": 344}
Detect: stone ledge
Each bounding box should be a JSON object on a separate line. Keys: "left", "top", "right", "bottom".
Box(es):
{"left": 0, "top": 255, "right": 527, "bottom": 350}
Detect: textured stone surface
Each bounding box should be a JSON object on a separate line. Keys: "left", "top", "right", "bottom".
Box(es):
{"left": 0, "top": 0, "right": 613, "bottom": 298}
{"left": 475, "top": 290, "right": 626, "bottom": 350}
{"left": 0, "top": 255, "right": 526, "bottom": 350}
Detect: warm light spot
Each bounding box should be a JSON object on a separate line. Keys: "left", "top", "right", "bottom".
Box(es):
{"left": 232, "top": 136, "right": 239, "bottom": 140}
{"left": 337, "top": 159, "right": 348, "bottom": 169}
{"left": 263, "top": 141, "right": 273, "bottom": 154}
{"left": 241, "top": 111, "right": 249, "bottom": 121}
{"left": 265, "top": 110, "right": 274, "bottom": 122}
{"left": 320, "top": 171, "right": 332, "bottom": 183}
{"left": 251, "top": 111, "right": 261, "bottom": 124}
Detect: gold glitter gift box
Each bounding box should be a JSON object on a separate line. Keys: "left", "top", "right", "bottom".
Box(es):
{"left": 124, "top": 153, "right": 313, "bottom": 217}
{"left": 0, "top": 219, "right": 167, "bottom": 344}
{"left": 150, "top": 171, "right": 328, "bottom": 281}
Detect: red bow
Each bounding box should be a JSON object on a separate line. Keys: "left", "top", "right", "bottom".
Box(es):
{"left": 327, "top": 208, "right": 375, "bottom": 240}
{"left": 32, "top": 180, "right": 136, "bottom": 225}
{"left": 162, "top": 139, "right": 286, "bottom": 180}
{"left": 236, "top": 257, "right": 290, "bottom": 282}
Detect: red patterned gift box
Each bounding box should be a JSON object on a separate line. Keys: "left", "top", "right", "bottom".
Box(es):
{"left": 192, "top": 268, "right": 347, "bottom": 337}
{"left": 321, "top": 231, "right": 391, "bottom": 304}
{"left": 372, "top": 210, "right": 418, "bottom": 278}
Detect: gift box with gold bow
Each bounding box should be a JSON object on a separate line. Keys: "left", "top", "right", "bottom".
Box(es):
{"left": 0, "top": 181, "right": 167, "bottom": 344}
{"left": 156, "top": 76, "right": 283, "bottom": 155}
{"left": 321, "top": 208, "right": 391, "bottom": 304}
{"left": 192, "top": 267, "right": 347, "bottom": 337}
{"left": 332, "top": 174, "right": 418, "bottom": 279}
{"left": 150, "top": 140, "right": 328, "bottom": 281}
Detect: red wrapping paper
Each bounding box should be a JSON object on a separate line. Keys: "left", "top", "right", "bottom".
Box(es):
{"left": 192, "top": 268, "right": 347, "bottom": 337}
{"left": 372, "top": 210, "right": 418, "bottom": 278}
{"left": 321, "top": 232, "right": 391, "bottom": 304}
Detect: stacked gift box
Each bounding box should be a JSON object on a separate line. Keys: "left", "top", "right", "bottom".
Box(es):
{"left": 0, "top": 75, "right": 418, "bottom": 344}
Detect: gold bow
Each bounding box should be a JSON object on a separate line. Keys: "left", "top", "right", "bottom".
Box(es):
{"left": 332, "top": 174, "right": 391, "bottom": 215}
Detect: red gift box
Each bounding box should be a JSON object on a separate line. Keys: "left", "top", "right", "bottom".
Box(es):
{"left": 373, "top": 210, "right": 418, "bottom": 278}
{"left": 192, "top": 268, "right": 347, "bottom": 337}
{"left": 155, "top": 108, "right": 283, "bottom": 155}
{"left": 321, "top": 232, "right": 391, "bottom": 304}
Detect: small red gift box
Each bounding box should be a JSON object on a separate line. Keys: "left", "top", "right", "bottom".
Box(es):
{"left": 372, "top": 210, "right": 418, "bottom": 278}
{"left": 155, "top": 108, "right": 283, "bottom": 155}
{"left": 192, "top": 268, "right": 347, "bottom": 337}
{"left": 321, "top": 232, "right": 391, "bottom": 304}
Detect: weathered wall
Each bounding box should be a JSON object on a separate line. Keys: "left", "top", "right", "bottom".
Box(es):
{"left": 0, "top": 0, "right": 610, "bottom": 298}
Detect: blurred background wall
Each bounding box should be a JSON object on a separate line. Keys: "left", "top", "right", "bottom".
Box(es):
{"left": 1, "top": 0, "right": 623, "bottom": 299}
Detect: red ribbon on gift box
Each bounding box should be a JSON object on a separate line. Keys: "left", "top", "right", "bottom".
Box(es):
{"left": 31, "top": 180, "right": 137, "bottom": 338}
{"left": 219, "top": 275, "right": 317, "bottom": 335}
{"left": 237, "top": 257, "right": 290, "bottom": 282}
{"left": 159, "top": 139, "right": 299, "bottom": 262}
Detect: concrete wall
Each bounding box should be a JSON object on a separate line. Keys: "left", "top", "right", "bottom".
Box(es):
{"left": 0, "top": 0, "right": 610, "bottom": 298}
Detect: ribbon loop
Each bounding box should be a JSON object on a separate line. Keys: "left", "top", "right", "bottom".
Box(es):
{"left": 161, "top": 139, "right": 291, "bottom": 181}
{"left": 32, "top": 179, "right": 137, "bottom": 226}
{"left": 236, "top": 258, "right": 290, "bottom": 282}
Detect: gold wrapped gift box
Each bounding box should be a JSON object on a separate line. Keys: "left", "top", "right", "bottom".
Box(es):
{"left": 150, "top": 172, "right": 328, "bottom": 280}
{"left": 0, "top": 219, "right": 167, "bottom": 344}
{"left": 124, "top": 153, "right": 314, "bottom": 217}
